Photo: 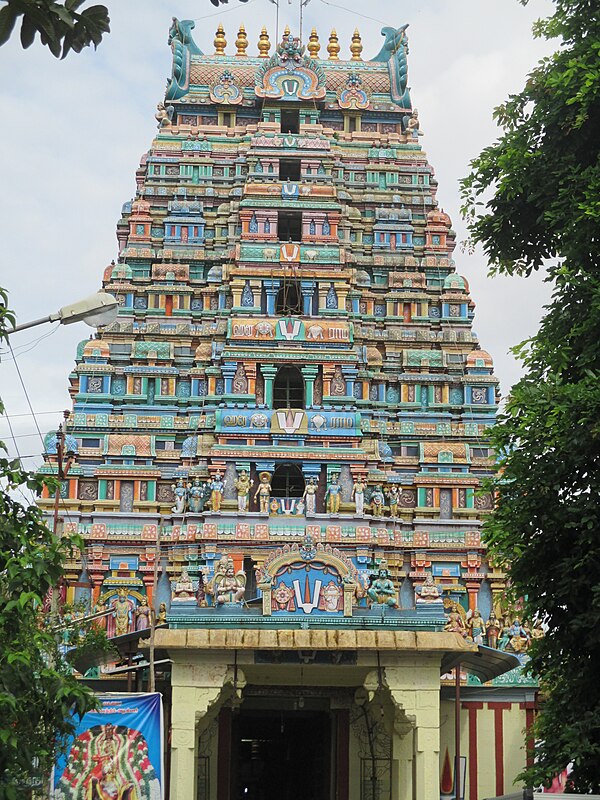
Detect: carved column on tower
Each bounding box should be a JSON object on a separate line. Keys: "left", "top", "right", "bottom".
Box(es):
{"left": 244, "top": 361, "right": 257, "bottom": 397}
{"left": 301, "top": 365, "right": 319, "bottom": 407}
{"left": 322, "top": 363, "right": 335, "bottom": 399}
{"left": 261, "top": 364, "right": 278, "bottom": 407}
{"left": 263, "top": 280, "right": 280, "bottom": 316}
{"left": 221, "top": 362, "right": 237, "bottom": 394}
{"left": 342, "top": 366, "right": 358, "bottom": 399}
{"left": 301, "top": 280, "right": 316, "bottom": 316}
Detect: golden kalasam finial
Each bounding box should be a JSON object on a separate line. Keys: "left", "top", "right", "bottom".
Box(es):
{"left": 258, "top": 26, "right": 271, "bottom": 58}
{"left": 284, "top": 25, "right": 290, "bottom": 37}
{"left": 307, "top": 28, "right": 320, "bottom": 58}
{"left": 235, "top": 24, "right": 248, "bottom": 56}
{"left": 327, "top": 29, "right": 340, "bottom": 60}
{"left": 214, "top": 23, "right": 226, "bottom": 55}
{"left": 350, "top": 28, "right": 363, "bottom": 60}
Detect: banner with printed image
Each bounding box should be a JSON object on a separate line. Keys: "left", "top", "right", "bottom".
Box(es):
{"left": 52, "top": 692, "right": 163, "bottom": 800}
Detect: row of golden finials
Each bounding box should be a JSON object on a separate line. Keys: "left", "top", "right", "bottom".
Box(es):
{"left": 213, "top": 23, "right": 364, "bottom": 60}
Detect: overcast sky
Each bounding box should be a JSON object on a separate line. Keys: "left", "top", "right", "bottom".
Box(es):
{"left": 0, "top": 0, "right": 555, "bottom": 469}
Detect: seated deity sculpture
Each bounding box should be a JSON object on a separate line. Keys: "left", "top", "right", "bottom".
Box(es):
{"left": 415, "top": 573, "right": 442, "bottom": 603}
{"left": 206, "top": 556, "right": 247, "bottom": 606}
{"left": 366, "top": 564, "right": 398, "bottom": 608}
{"left": 172, "top": 568, "right": 195, "bottom": 601}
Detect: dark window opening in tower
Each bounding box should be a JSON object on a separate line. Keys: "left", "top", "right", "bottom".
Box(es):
{"left": 273, "top": 366, "right": 304, "bottom": 409}
{"left": 243, "top": 555, "right": 258, "bottom": 598}
{"left": 279, "top": 158, "right": 301, "bottom": 182}
{"left": 347, "top": 115, "right": 359, "bottom": 133}
{"left": 277, "top": 210, "right": 302, "bottom": 242}
{"left": 275, "top": 281, "right": 302, "bottom": 316}
{"left": 312, "top": 286, "right": 319, "bottom": 316}
{"left": 221, "top": 112, "right": 235, "bottom": 128}
{"left": 271, "top": 462, "right": 305, "bottom": 497}
{"left": 281, "top": 109, "right": 300, "bottom": 134}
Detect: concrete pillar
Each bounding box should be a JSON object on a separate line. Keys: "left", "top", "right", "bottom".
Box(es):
{"left": 381, "top": 660, "right": 442, "bottom": 800}
{"left": 393, "top": 721, "right": 414, "bottom": 800}
{"left": 169, "top": 659, "right": 246, "bottom": 800}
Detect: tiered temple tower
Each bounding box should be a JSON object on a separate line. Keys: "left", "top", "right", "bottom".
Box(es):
{"left": 40, "top": 20, "right": 536, "bottom": 800}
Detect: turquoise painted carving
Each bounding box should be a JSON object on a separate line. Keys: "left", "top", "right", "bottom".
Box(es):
{"left": 371, "top": 25, "right": 411, "bottom": 108}
{"left": 166, "top": 18, "right": 202, "bottom": 100}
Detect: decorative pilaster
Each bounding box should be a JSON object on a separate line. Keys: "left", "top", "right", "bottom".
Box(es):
{"left": 301, "top": 364, "right": 319, "bottom": 407}
{"left": 261, "top": 364, "right": 278, "bottom": 407}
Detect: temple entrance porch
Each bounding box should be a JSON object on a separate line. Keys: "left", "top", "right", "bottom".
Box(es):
{"left": 160, "top": 629, "right": 463, "bottom": 800}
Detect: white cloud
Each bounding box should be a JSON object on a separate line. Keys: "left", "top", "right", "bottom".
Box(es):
{"left": 0, "top": 0, "right": 555, "bottom": 455}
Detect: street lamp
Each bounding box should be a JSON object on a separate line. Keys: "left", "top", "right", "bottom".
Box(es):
{"left": 8, "top": 291, "right": 119, "bottom": 334}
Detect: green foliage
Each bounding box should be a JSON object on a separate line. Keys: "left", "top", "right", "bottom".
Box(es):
{"left": 0, "top": 290, "right": 97, "bottom": 796}
{"left": 462, "top": 0, "right": 600, "bottom": 278}
{"left": 462, "top": 1, "right": 600, "bottom": 791}
{"left": 0, "top": 0, "right": 109, "bottom": 58}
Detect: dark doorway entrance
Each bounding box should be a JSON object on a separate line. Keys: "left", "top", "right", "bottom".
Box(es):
{"left": 232, "top": 710, "right": 331, "bottom": 800}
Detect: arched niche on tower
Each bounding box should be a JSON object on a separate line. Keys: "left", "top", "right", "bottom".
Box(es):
{"left": 273, "top": 365, "right": 304, "bottom": 409}
{"left": 271, "top": 462, "right": 305, "bottom": 498}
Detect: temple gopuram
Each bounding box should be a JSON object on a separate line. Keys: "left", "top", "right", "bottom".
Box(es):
{"left": 39, "top": 19, "right": 538, "bottom": 800}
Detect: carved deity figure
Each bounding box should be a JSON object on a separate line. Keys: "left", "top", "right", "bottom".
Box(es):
{"left": 209, "top": 471, "right": 225, "bottom": 512}
{"left": 171, "top": 478, "right": 187, "bottom": 514}
{"left": 254, "top": 472, "right": 272, "bottom": 513}
{"left": 370, "top": 485, "right": 385, "bottom": 517}
{"left": 302, "top": 477, "right": 318, "bottom": 515}
{"left": 386, "top": 485, "right": 399, "bottom": 518}
{"left": 319, "top": 581, "right": 343, "bottom": 612}
{"left": 157, "top": 602, "right": 168, "bottom": 625}
{"left": 507, "top": 618, "right": 530, "bottom": 654}
{"left": 415, "top": 573, "right": 441, "bottom": 603}
{"left": 468, "top": 608, "right": 485, "bottom": 645}
{"left": 172, "top": 568, "right": 194, "bottom": 601}
{"left": 155, "top": 101, "right": 174, "bottom": 127}
{"left": 325, "top": 474, "right": 342, "bottom": 514}
{"left": 188, "top": 477, "right": 209, "bottom": 514}
{"left": 499, "top": 616, "right": 512, "bottom": 651}
{"left": 352, "top": 476, "right": 366, "bottom": 516}
{"left": 330, "top": 365, "right": 346, "bottom": 396}
{"left": 444, "top": 602, "right": 467, "bottom": 637}
{"left": 234, "top": 469, "right": 253, "bottom": 512}
{"left": 486, "top": 611, "right": 501, "bottom": 649}
{"left": 208, "top": 557, "right": 246, "bottom": 605}
{"left": 367, "top": 566, "right": 398, "bottom": 608}
{"left": 135, "top": 597, "right": 151, "bottom": 631}
{"left": 406, "top": 108, "right": 422, "bottom": 137}
{"left": 112, "top": 589, "right": 132, "bottom": 637}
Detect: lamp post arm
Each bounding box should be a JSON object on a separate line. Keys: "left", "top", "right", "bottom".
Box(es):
{"left": 8, "top": 314, "right": 58, "bottom": 334}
